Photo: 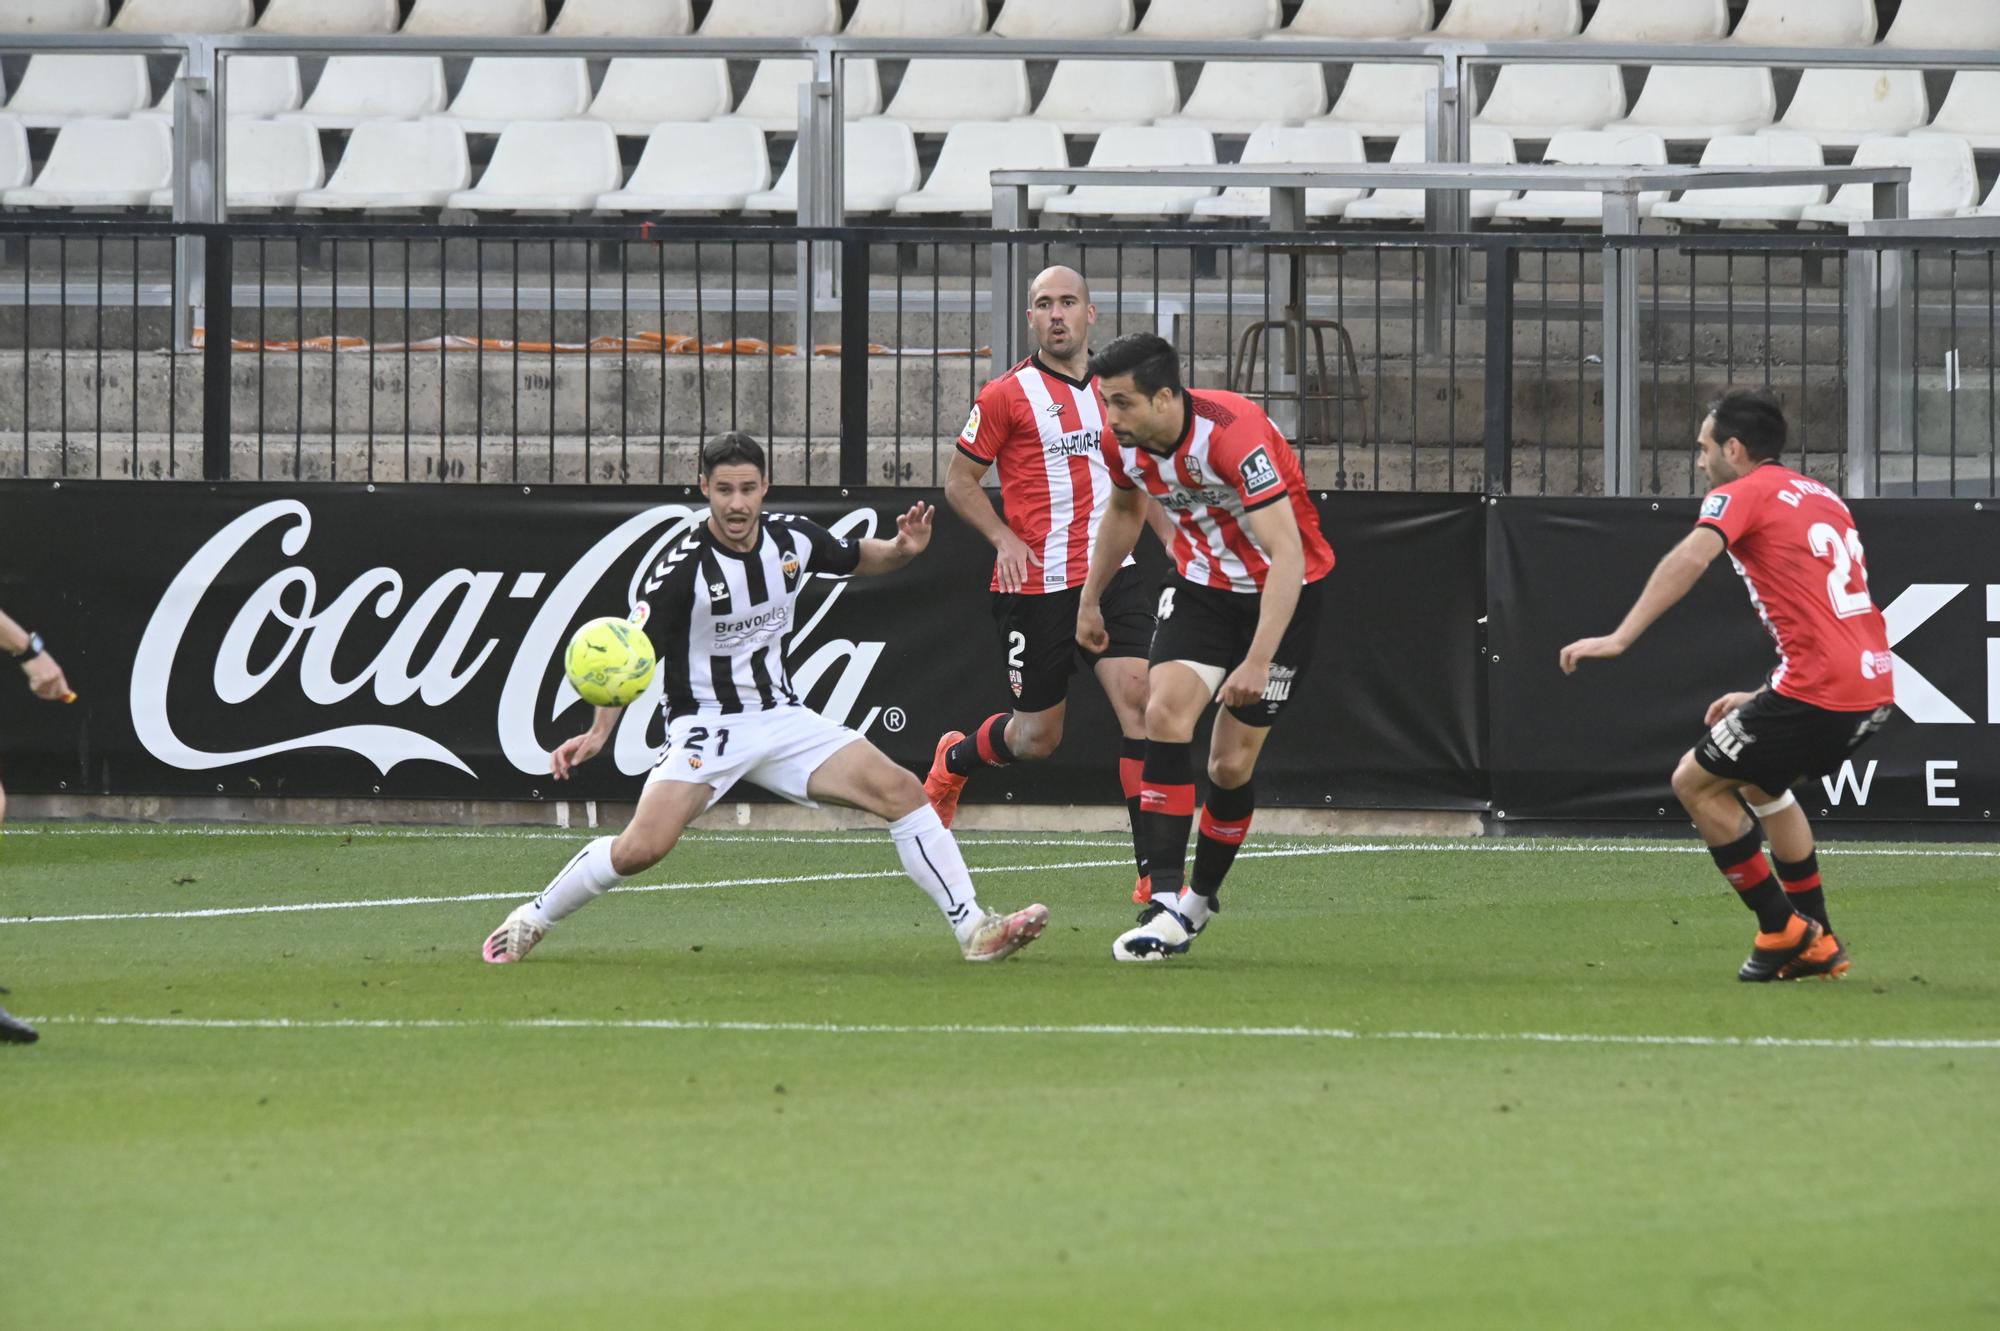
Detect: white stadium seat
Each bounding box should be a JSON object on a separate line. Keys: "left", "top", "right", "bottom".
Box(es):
{"left": 884, "top": 60, "right": 1031, "bottom": 135}
{"left": 0, "top": 0, "right": 107, "bottom": 31}
{"left": 256, "top": 0, "right": 398, "bottom": 35}
{"left": 278, "top": 57, "right": 446, "bottom": 131}
{"left": 147, "top": 118, "right": 324, "bottom": 209}
{"left": 1281, "top": 0, "right": 1432, "bottom": 38}
{"left": 1882, "top": 0, "right": 2000, "bottom": 49}
{"left": 1965, "top": 179, "right": 2000, "bottom": 220}
{"left": 846, "top": 0, "right": 986, "bottom": 37}
{"left": 598, "top": 120, "right": 771, "bottom": 213}
{"left": 402, "top": 0, "right": 546, "bottom": 36}
{"left": 1913, "top": 74, "right": 2000, "bottom": 152}
{"left": 1436, "top": 0, "right": 1580, "bottom": 39}
{"left": 0, "top": 55, "right": 151, "bottom": 129}
{"left": 893, "top": 120, "right": 1069, "bottom": 215}
{"left": 549, "top": 0, "right": 692, "bottom": 36}
{"left": 1731, "top": 0, "right": 1875, "bottom": 45}
{"left": 1040, "top": 126, "right": 1218, "bottom": 218}
{"left": 1159, "top": 61, "right": 1329, "bottom": 135}
{"left": 113, "top": 0, "right": 254, "bottom": 31}
{"left": 1764, "top": 69, "right": 1928, "bottom": 149}
{"left": 992, "top": 0, "right": 1133, "bottom": 39}
{"left": 438, "top": 58, "right": 591, "bottom": 136}
{"left": 1475, "top": 63, "right": 1625, "bottom": 140}
{"left": 1799, "top": 135, "right": 1977, "bottom": 225}
{"left": 295, "top": 119, "right": 472, "bottom": 210}
{"left": 701, "top": 0, "right": 842, "bottom": 37}
{"left": 137, "top": 55, "right": 301, "bottom": 122}
{"left": 0, "top": 121, "right": 30, "bottom": 192}
{"left": 1579, "top": 0, "right": 1726, "bottom": 42}
{"left": 1135, "top": 0, "right": 1279, "bottom": 39}
{"left": 447, "top": 121, "right": 623, "bottom": 213}
{"left": 733, "top": 59, "right": 882, "bottom": 132}
{"left": 1317, "top": 64, "right": 1465, "bottom": 140}
{"left": 1192, "top": 124, "right": 1369, "bottom": 220}
{"left": 1343, "top": 124, "right": 1519, "bottom": 221}
{"left": 1608, "top": 65, "right": 1776, "bottom": 142}
{"left": 3, "top": 118, "right": 171, "bottom": 208}
{"left": 1651, "top": 132, "right": 1827, "bottom": 224}
{"left": 1025, "top": 60, "right": 1178, "bottom": 136}
{"left": 1491, "top": 129, "right": 1669, "bottom": 222}
{"left": 745, "top": 118, "right": 921, "bottom": 214}
{"left": 584, "top": 59, "right": 734, "bottom": 135}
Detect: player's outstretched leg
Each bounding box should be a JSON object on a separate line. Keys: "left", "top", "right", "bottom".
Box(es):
{"left": 1748, "top": 787, "right": 1850, "bottom": 980}
{"left": 1672, "top": 756, "right": 1821, "bottom": 982}
{"left": 482, "top": 779, "right": 708, "bottom": 963}
{"left": 818, "top": 739, "right": 1046, "bottom": 961}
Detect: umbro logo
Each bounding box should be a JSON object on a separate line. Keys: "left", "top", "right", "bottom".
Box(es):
{"left": 1044, "top": 400, "right": 1066, "bottom": 418}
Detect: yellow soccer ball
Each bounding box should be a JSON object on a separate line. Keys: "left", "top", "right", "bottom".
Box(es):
{"left": 564, "top": 616, "right": 657, "bottom": 707}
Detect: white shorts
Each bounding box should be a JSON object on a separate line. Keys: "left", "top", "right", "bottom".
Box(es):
{"left": 644, "top": 705, "right": 867, "bottom": 811}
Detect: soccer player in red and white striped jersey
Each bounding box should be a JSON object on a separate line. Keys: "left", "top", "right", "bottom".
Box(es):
{"left": 927, "top": 267, "right": 1168, "bottom": 899}
{"left": 1560, "top": 388, "right": 1894, "bottom": 982}
{"left": 1076, "top": 332, "right": 1336, "bottom": 961}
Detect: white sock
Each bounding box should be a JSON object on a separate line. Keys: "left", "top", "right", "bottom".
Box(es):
{"left": 1175, "top": 888, "right": 1214, "bottom": 929}
{"left": 889, "top": 805, "right": 983, "bottom": 940}
{"left": 525, "top": 837, "right": 624, "bottom": 927}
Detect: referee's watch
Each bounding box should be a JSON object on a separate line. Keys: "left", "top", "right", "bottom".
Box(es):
{"left": 11, "top": 632, "right": 45, "bottom": 661}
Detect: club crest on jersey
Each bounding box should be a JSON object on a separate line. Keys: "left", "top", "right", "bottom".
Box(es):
{"left": 781, "top": 554, "right": 802, "bottom": 591}
{"left": 1701, "top": 493, "right": 1731, "bottom": 521}
{"left": 686, "top": 754, "right": 703, "bottom": 771}
{"left": 1008, "top": 668, "right": 1024, "bottom": 698}
{"left": 1178, "top": 454, "right": 1205, "bottom": 486}
{"left": 959, "top": 404, "right": 982, "bottom": 445}
{"left": 1238, "top": 446, "right": 1281, "bottom": 498}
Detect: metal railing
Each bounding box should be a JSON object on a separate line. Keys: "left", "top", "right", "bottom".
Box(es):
{"left": 3, "top": 215, "right": 1994, "bottom": 498}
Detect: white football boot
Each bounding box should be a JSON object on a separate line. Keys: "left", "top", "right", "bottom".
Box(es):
{"left": 1112, "top": 894, "right": 1209, "bottom": 962}
{"left": 960, "top": 903, "right": 1050, "bottom": 962}
{"left": 481, "top": 906, "right": 548, "bottom": 964}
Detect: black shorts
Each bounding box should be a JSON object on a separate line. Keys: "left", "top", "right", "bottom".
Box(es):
{"left": 1694, "top": 690, "right": 1894, "bottom": 794}
{"left": 1150, "top": 574, "right": 1325, "bottom": 727}
{"left": 990, "top": 564, "right": 1155, "bottom": 713}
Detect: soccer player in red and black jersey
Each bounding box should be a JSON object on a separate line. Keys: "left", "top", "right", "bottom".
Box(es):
{"left": 1561, "top": 388, "right": 1895, "bottom": 982}
{"left": 926, "top": 266, "right": 1173, "bottom": 901}
{"left": 1077, "top": 332, "right": 1336, "bottom": 961}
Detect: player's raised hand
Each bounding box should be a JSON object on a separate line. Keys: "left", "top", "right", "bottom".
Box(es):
{"left": 1219, "top": 658, "right": 1271, "bottom": 710}
{"left": 550, "top": 730, "right": 605, "bottom": 781}
{"left": 993, "top": 529, "right": 1041, "bottom": 594}
{"left": 1075, "top": 599, "right": 1109, "bottom": 654}
{"left": 1558, "top": 634, "right": 1626, "bottom": 674}
{"left": 1704, "top": 690, "right": 1758, "bottom": 727}
{"left": 895, "top": 502, "right": 936, "bottom": 555}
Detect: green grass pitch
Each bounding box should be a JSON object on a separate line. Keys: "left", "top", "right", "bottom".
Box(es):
{"left": 3, "top": 823, "right": 1996, "bottom": 1330}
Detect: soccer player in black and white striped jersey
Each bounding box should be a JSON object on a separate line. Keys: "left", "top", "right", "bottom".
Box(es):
{"left": 482, "top": 433, "right": 1048, "bottom": 966}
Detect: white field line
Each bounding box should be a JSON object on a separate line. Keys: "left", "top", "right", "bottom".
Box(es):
{"left": 0, "top": 845, "right": 1331, "bottom": 927}
{"left": 9, "top": 825, "right": 2000, "bottom": 859}
{"left": 24, "top": 1013, "right": 2000, "bottom": 1052}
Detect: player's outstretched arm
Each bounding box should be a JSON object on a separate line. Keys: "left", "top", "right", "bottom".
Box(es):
{"left": 852, "top": 502, "right": 934, "bottom": 577}
{"left": 1558, "top": 527, "right": 1726, "bottom": 674}
{"left": 1219, "top": 501, "right": 1305, "bottom": 709}
{"left": 0, "top": 605, "right": 73, "bottom": 702}
{"left": 1077, "top": 485, "right": 1148, "bottom": 654}
{"left": 942, "top": 451, "right": 1037, "bottom": 593}
{"left": 551, "top": 705, "right": 623, "bottom": 780}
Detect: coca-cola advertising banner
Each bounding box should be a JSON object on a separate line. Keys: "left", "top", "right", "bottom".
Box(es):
{"left": 0, "top": 483, "right": 1487, "bottom": 809}
{"left": 1488, "top": 497, "right": 2000, "bottom": 823}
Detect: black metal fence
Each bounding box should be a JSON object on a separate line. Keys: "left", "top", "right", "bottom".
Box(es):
{"left": 1, "top": 217, "right": 1995, "bottom": 497}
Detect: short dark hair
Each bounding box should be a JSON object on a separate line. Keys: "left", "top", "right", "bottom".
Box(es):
{"left": 1089, "top": 332, "right": 1183, "bottom": 398}
{"left": 700, "top": 431, "right": 766, "bottom": 476}
{"left": 1707, "top": 388, "right": 1787, "bottom": 461}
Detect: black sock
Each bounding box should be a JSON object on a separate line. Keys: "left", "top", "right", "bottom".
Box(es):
{"left": 1119, "top": 737, "right": 1147, "bottom": 878}
{"left": 1709, "top": 826, "right": 1792, "bottom": 933}
{"left": 1191, "top": 779, "right": 1255, "bottom": 901}
{"left": 1138, "top": 740, "right": 1196, "bottom": 899}
{"left": 945, "top": 712, "right": 1013, "bottom": 778}
{"left": 1775, "top": 851, "right": 1829, "bottom": 931}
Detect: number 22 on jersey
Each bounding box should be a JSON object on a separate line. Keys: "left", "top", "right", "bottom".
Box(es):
{"left": 1807, "top": 522, "right": 1872, "bottom": 618}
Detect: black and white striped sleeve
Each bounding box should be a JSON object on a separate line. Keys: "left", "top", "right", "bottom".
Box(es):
{"left": 777, "top": 515, "right": 862, "bottom": 576}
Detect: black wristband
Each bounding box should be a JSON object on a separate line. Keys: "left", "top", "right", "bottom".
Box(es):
{"left": 12, "top": 632, "right": 44, "bottom": 661}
